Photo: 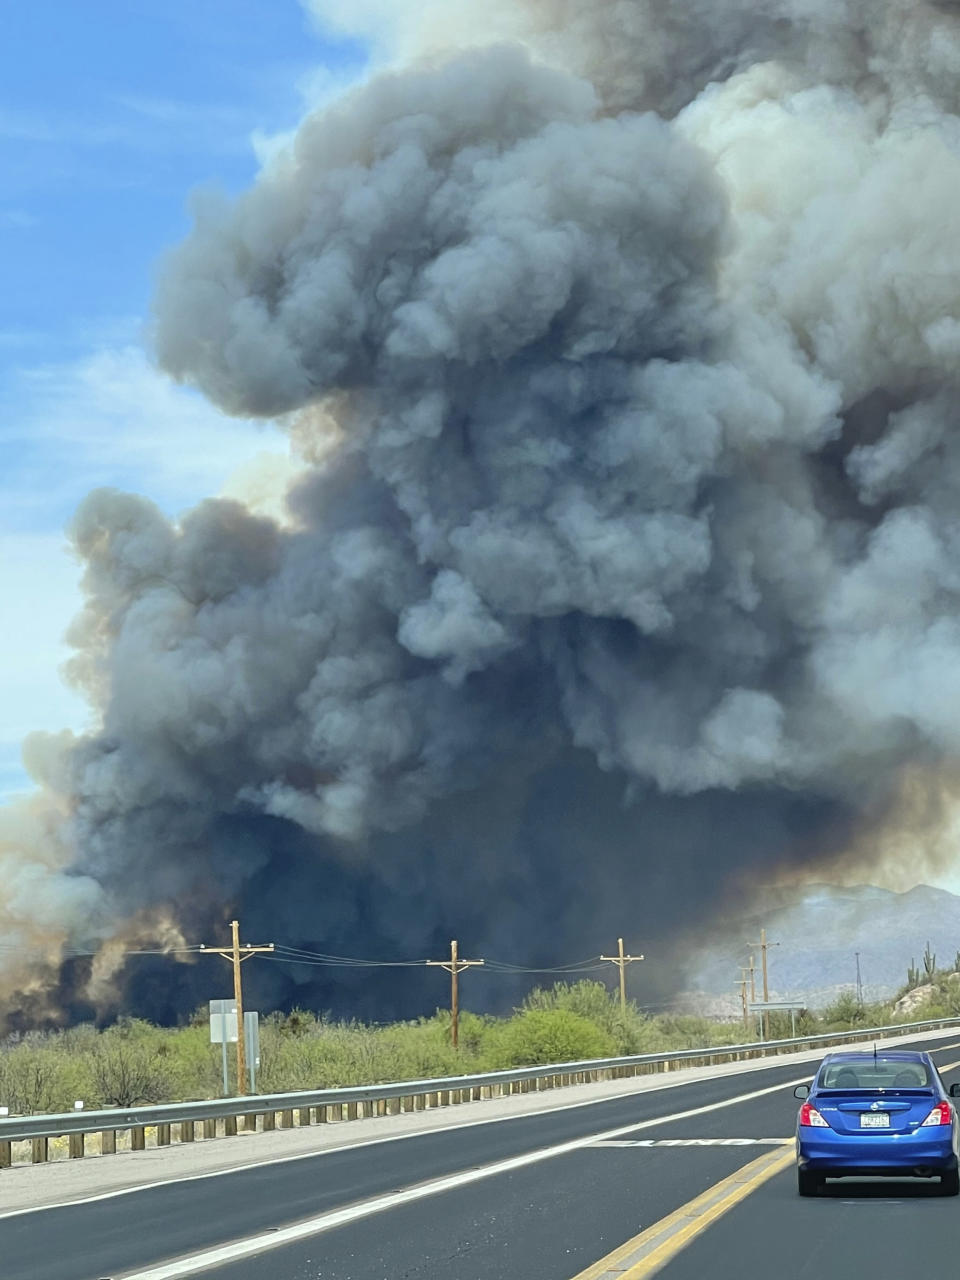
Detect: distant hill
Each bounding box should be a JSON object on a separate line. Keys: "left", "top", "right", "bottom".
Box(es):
{"left": 686, "top": 883, "right": 960, "bottom": 1009}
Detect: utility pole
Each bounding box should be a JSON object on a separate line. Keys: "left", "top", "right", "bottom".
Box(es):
{"left": 748, "top": 954, "right": 757, "bottom": 1004}
{"left": 736, "top": 972, "right": 749, "bottom": 1034}
{"left": 426, "top": 940, "right": 484, "bottom": 1048}
{"left": 600, "top": 938, "right": 644, "bottom": 1016}
{"left": 200, "top": 920, "right": 274, "bottom": 1096}
{"left": 748, "top": 928, "right": 779, "bottom": 1040}
{"left": 855, "top": 952, "right": 864, "bottom": 1012}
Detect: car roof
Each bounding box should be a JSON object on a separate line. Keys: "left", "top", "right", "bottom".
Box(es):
{"left": 821, "top": 1050, "right": 929, "bottom": 1063}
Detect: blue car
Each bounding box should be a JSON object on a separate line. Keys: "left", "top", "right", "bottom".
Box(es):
{"left": 795, "top": 1050, "right": 960, "bottom": 1196}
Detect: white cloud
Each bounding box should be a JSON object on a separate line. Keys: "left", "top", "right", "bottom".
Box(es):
{"left": 0, "top": 100, "right": 255, "bottom": 157}
{"left": 2, "top": 343, "right": 290, "bottom": 522}
{"left": 301, "top": 0, "right": 526, "bottom": 63}
{"left": 0, "top": 208, "right": 37, "bottom": 230}
{"left": 250, "top": 58, "right": 372, "bottom": 171}
{"left": 0, "top": 341, "right": 299, "bottom": 795}
{"left": 0, "top": 533, "right": 87, "bottom": 803}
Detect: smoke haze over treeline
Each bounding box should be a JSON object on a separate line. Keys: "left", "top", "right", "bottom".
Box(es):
{"left": 6, "top": 0, "right": 960, "bottom": 1027}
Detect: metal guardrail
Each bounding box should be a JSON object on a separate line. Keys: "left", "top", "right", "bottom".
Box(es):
{"left": 2, "top": 1015, "right": 958, "bottom": 1166}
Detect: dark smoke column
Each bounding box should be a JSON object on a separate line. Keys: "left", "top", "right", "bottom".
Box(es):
{"left": 9, "top": 2, "right": 960, "bottom": 1023}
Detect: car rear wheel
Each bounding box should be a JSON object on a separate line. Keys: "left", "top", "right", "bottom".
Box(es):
{"left": 939, "top": 1169, "right": 959, "bottom": 1197}
{"left": 797, "top": 1168, "right": 821, "bottom": 1197}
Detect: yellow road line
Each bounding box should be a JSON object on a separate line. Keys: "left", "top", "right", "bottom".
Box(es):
{"left": 572, "top": 1052, "right": 960, "bottom": 1280}
{"left": 569, "top": 1142, "right": 794, "bottom": 1280}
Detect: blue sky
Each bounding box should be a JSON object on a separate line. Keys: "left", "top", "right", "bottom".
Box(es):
{"left": 0, "top": 1, "right": 368, "bottom": 799}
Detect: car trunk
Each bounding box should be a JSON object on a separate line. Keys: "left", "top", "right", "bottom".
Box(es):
{"left": 820, "top": 1091, "right": 936, "bottom": 1134}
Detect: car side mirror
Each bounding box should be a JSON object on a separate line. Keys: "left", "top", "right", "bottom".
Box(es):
{"left": 949, "top": 1083, "right": 960, "bottom": 1098}
{"left": 794, "top": 1084, "right": 810, "bottom": 1099}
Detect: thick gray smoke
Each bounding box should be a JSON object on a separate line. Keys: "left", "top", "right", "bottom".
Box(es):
{"left": 6, "top": 1, "right": 960, "bottom": 1023}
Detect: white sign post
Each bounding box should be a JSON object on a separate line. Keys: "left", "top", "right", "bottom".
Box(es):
{"left": 244, "top": 1011, "right": 261, "bottom": 1093}
{"left": 210, "top": 999, "right": 238, "bottom": 1096}
{"left": 749, "top": 1000, "right": 806, "bottom": 1039}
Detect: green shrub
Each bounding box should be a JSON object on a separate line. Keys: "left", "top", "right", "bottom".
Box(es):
{"left": 487, "top": 1008, "right": 616, "bottom": 1068}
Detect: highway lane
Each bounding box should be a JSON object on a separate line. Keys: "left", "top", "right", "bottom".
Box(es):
{"left": 136, "top": 1039, "right": 960, "bottom": 1280}
{"left": 3, "top": 1035, "right": 956, "bottom": 1280}
{"left": 658, "top": 1048, "right": 960, "bottom": 1280}
{"left": 1, "top": 1053, "right": 815, "bottom": 1280}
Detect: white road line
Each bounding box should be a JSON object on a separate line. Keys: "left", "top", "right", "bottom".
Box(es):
{"left": 0, "top": 1058, "right": 819, "bottom": 1222}
{"left": 593, "top": 1138, "right": 790, "bottom": 1148}
{"left": 113, "top": 1072, "right": 813, "bottom": 1280}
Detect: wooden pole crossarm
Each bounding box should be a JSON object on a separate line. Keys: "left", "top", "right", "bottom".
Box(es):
{"left": 600, "top": 939, "right": 644, "bottom": 1015}
{"left": 748, "top": 930, "right": 779, "bottom": 1040}
{"left": 427, "top": 942, "right": 484, "bottom": 1049}
{"left": 198, "top": 923, "right": 275, "bottom": 1097}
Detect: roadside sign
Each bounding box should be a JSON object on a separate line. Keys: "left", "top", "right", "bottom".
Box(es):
{"left": 245, "top": 1011, "right": 261, "bottom": 1092}
{"left": 210, "top": 999, "right": 238, "bottom": 1097}
{"left": 209, "top": 999, "right": 238, "bottom": 1044}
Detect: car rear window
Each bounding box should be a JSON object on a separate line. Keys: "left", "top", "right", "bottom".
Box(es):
{"left": 819, "top": 1060, "right": 932, "bottom": 1089}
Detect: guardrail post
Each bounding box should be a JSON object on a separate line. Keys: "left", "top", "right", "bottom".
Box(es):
{"left": 281, "top": 1109, "right": 295, "bottom": 1129}
{"left": 299, "top": 1107, "right": 313, "bottom": 1126}
{"left": 157, "top": 1124, "right": 171, "bottom": 1147}
{"left": 69, "top": 1133, "right": 85, "bottom": 1159}
{"left": 346, "top": 1102, "right": 359, "bottom": 1121}
{"left": 361, "top": 1100, "right": 375, "bottom": 1119}
{"left": 0, "top": 1140, "right": 10, "bottom": 1168}
{"left": 179, "top": 1121, "right": 195, "bottom": 1143}
{"left": 262, "top": 1111, "right": 276, "bottom": 1132}
{"left": 242, "top": 1114, "right": 257, "bottom": 1133}
{"left": 203, "top": 1118, "right": 217, "bottom": 1139}
{"left": 223, "top": 1116, "right": 237, "bottom": 1137}
{"left": 414, "top": 1094, "right": 426, "bottom": 1111}
{"left": 401, "top": 1095, "right": 414, "bottom": 1113}
{"left": 31, "top": 1137, "right": 48, "bottom": 1163}
{"left": 386, "top": 1097, "right": 401, "bottom": 1116}
{"left": 131, "top": 1127, "right": 146, "bottom": 1151}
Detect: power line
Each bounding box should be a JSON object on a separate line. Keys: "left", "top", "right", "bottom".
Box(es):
{"left": 0, "top": 938, "right": 625, "bottom": 987}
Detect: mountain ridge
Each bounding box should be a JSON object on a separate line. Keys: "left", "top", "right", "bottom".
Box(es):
{"left": 687, "top": 881, "right": 960, "bottom": 1009}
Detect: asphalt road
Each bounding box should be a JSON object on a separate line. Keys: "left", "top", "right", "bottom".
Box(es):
{"left": 3, "top": 1037, "right": 959, "bottom": 1280}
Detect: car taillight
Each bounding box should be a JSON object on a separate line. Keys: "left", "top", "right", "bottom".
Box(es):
{"left": 799, "top": 1102, "right": 829, "bottom": 1127}
{"left": 921, "top": 1101, "right": 953, "bottom": 1127}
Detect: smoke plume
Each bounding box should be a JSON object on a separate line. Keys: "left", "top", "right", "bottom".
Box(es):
{"left": 6, "top": 1, "right": 960, "bottom": 1022}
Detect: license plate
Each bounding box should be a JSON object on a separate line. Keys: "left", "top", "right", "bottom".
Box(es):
{"left": 860, "top": 1113, "right": 890, "bottom": 1128}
